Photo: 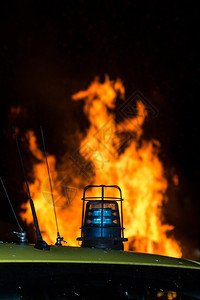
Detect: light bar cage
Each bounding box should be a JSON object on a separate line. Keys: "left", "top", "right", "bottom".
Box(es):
{"left": 77, "top": 185, "right": 128, "bottom": 250}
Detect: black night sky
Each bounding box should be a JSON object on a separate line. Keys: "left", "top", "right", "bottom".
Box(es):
{"left": 0, "top": 1, "right": 199, "bottom": 259}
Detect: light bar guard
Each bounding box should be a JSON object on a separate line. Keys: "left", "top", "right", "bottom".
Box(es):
{"left": 80, "top": 185, "right": 125, "bottom": 239}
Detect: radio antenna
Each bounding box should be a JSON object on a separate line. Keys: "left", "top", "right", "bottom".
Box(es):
{"left": 40, "top": 126, "right": 66, "bottom": 246}
{"left": 0, "top": 176, "right": 28, "bottom": 244}
{"left": 12, "top": 126, "right": 50, "bottom": 250}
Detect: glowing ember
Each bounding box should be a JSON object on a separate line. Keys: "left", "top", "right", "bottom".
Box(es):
{"left": 20, "top": 76, "right": 182, "bottom": 257}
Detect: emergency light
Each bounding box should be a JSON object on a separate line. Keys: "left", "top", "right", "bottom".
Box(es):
{"left": 77, "top": 185, "right": 128, "bottom": 250}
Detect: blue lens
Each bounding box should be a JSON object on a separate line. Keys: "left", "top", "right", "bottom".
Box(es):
{"left": 92, "top": 209, "right": 112, "bottom": 217}
{"left": 92, "top": 218, "right": 112, "bottom": 225}
{"left": 91, "top": 209, "right": 112, "bottom": 226}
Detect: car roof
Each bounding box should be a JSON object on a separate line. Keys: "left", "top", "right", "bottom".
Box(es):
{"left": 0, "top": 243, "right": 200, "bottom": 270}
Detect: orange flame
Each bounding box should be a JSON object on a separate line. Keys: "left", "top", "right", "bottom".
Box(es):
{"left": 20, "top": 75, "right": 182, "bottom": 257}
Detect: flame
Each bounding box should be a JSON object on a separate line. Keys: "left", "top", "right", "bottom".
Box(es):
{"left": 20, "top": 131, "right": 82, "bottom": 245}
{"left": 157, "top": 291, "right": 177, "bottom": 300}
{"left": 20, "top": 75, "right": 182, "bottom": 257}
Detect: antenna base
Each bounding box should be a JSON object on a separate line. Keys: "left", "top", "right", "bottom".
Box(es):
{"left": 34, "top": 240, "right": 50, "bottom": 251}
{"left": 13, "top": 231, "right": 28, "bottom": 245}
{"left": 55, "top": 235, "right": 67, "bottom": 246}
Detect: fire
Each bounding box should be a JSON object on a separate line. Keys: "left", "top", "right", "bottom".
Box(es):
{"left": 20, "top": 131, "right": 83, "bottom": 245}
{"left": 20, "top": 75, "right": 182, "bottom": 257}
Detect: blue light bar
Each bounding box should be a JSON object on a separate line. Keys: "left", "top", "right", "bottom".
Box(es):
{"left": 92, "top": 209, "right": 112, "bottom": 217}
{"left": 77, "top": 185, "right": 128, "bottom": 250}
{"left": 92, "top": 218, "right": 112, "bottom": 226}
{"left": 90, "top": 208, "right": 113, "bottom": 226}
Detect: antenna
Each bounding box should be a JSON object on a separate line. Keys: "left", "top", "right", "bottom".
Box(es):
{"left": 0, "top": 176, "right": 28, "bottom": 244}
{"left": 40, "top": 126, "right": 66, "bottom": 246}
{"left": 12, "top": 126, "right": 50, "bottom": 251}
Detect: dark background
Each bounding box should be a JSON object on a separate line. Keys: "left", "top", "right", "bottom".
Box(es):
{"left": 0, "top": 1, "right": 199, "bottom": 259}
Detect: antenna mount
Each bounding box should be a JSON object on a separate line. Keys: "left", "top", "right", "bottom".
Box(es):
{"left": 0, "top": 176, "right": 28, "bottom": 245}
{"left": 40, "top": 126, "right": 66, "bottom": 246}
{"left": 12, "top": 126, "right": 50, "bottom": 251}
